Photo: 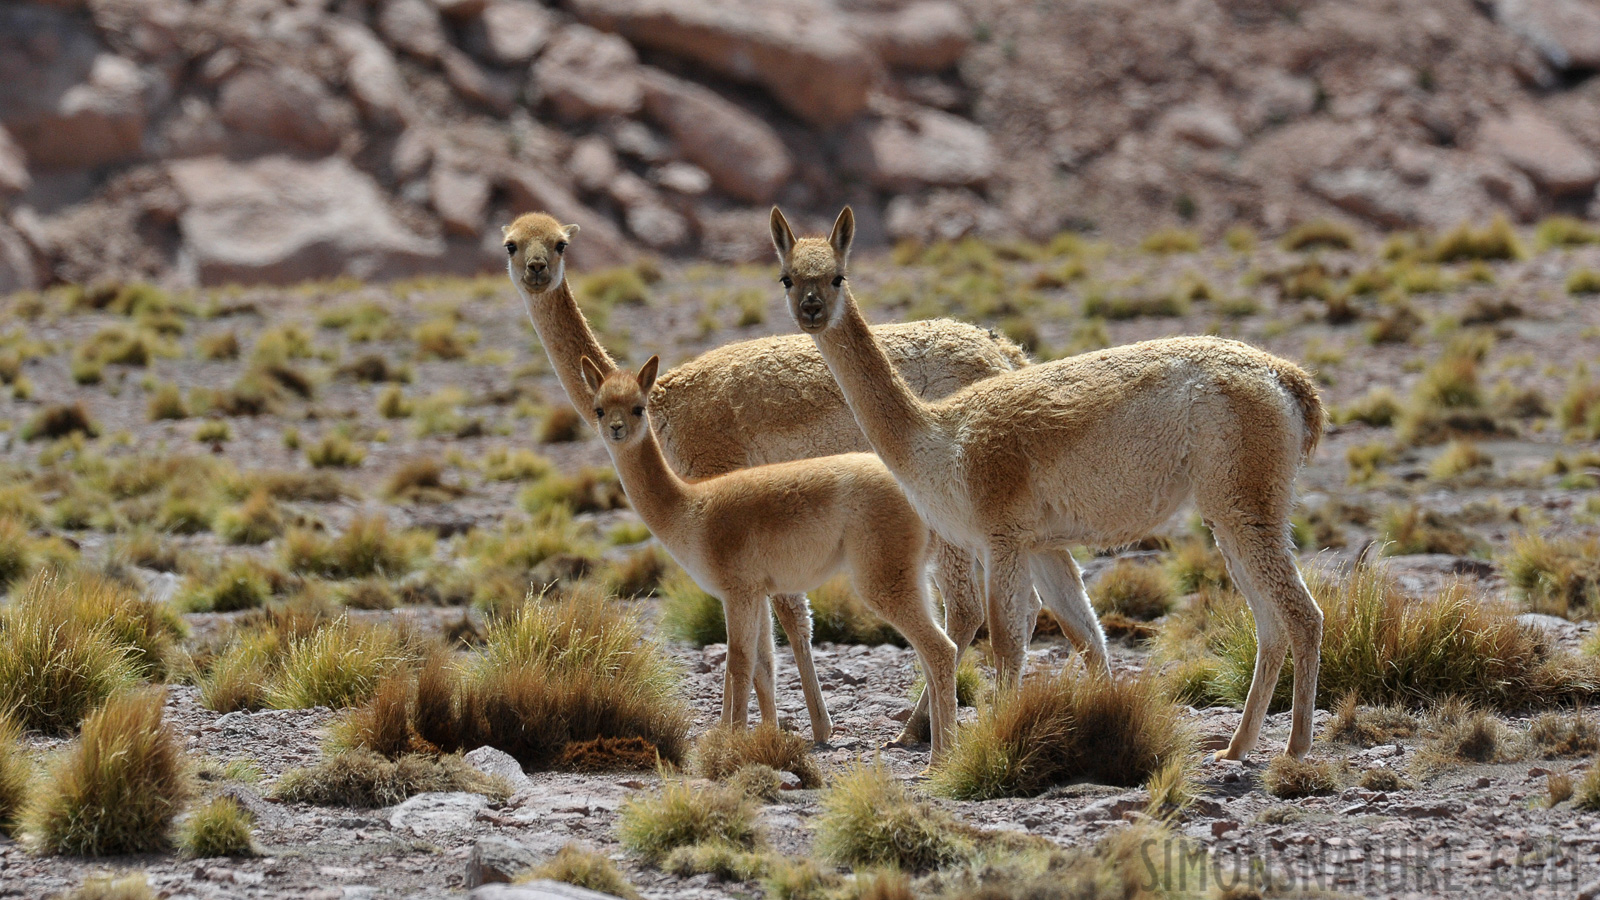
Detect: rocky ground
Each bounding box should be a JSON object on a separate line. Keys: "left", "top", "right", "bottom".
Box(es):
{"left": 1, "top": 221, "right": 1600, "bottom": 898}
{"left": 7, "top": 0, "right": 1600, "bottom": 291}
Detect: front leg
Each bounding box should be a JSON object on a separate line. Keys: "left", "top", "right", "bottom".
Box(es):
{"left": 720, "top": 592, "right": 764, "bottom": 730}
{"left": 753, "top": 600, "right": 778, "bottom": 726}
{"left": 985, "top": 545, "right": 1032, "bottom": 690}
{"left": 772, "top": 592, "right": 832, "bottom": 743}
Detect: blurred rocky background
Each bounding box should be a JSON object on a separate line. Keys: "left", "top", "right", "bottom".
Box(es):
{"left": 3, "top": 0, "right": 1600, "bottom": 288}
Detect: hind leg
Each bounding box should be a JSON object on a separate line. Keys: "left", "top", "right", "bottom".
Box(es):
{"left": 752, "top": 601, "right": 778, "bottom": 727}
{"left": 984, "top": 545, "right": 1034, "bottom": 690}
{"left": 856, "top": 573, "right": 959, "bottom": 760}
{"left": 720, "top": 592, "right": 764, "bottom": 730}
{"left": 897, "top": 537, "right": 983, "bottom": 744}
{"left": 771, "top": 592, "right": 832, "bottom": 742}
{"left": 1027, "top": 549, "right": 1111, "bottom": 677}
{"left": 1211, "top": 521, "right": 1323, "bottom": 759}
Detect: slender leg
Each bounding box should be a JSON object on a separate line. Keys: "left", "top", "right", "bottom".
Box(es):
{"left": 753, "top": 602, "right": 778, "bottom": 727}
{"left": 897, "top": 537, "right": 984, "bottom": 744}
{"left": 856, "top": 574, "right": 959, "bottom": 760}
{"left": 771, "top": 592, "right": 833, "bottom": 742}
{"left": 720, "top": 593, "right": 764, "bottom": 730}
{"left": 1027, "top": 549, "right": 1111, "bottom": 677}
{"left": 985, "top": 545, "right": 1032, "bottom": 690}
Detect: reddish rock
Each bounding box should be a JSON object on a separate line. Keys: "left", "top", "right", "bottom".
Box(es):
{"left": 480, "top": 0, "right": 554, "bottom": 65}
{"left": 568, "top": 0, "right": 878, "bottom": 127}
{"left": 637, "top": 68, "right": 792, "bottom": 204}
{"left": 534, "top": 25, "right": 643, "bottom": 121}
{"left": 442, "top": 47, "right": 517, "bottom": 113}
{"left": 1491, "top": 0, "right": 1600, "bottom": 71}
{"left": 1164, "top": 105, "right": 1244, "bottom": 150}
{"left": 218, "top": 68, "right": 355, "bottom": 155}
{"left": 168, "top": 155, "right": 445, "bottom": 285}
{"left": 499, "top": 168, "right": 632, "bottom": 266}
{"left": 326, "top": 19, "right": 413, "bottom": 127}
{"left": 1477, "top": 107, "right": 1600, "bottom": 197}
{"left": 380, "top": 0, "right": 450, "bottom": 62}
{"left": 3, "top": 51, "right": 146, "bottom": 172}
{"left": 840, "top": 106, "right": 995, "bottom": 191}
{"left": 434, "top": 0, "right": 489, "bottom": 19}
{"left": 851, "top": 1, "right": 970, "bottom": 71}
{"left": 431, "top": 165, "right": 492, "bottom": 236}
{"left": 0, "top": 125, "right": 29, "bottom": 195}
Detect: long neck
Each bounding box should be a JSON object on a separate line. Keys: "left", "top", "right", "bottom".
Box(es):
{"left": 810, "top": 290, "right": 935, "bottom": 471}
{"left": 518, "top": 278, "right": 615, "bottom": 412}
{"left": 608, "top": 428, "right": 691, "bottom": 535}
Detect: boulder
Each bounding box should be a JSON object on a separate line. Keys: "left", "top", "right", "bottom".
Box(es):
{"left": 326, "top": 19, "right": 412, "bottom": 127}
{"left": 0, "top": 37, "right": 146, "bottom": 173}
{"left": 566, "top": 136, "right": 619, "bottom": 193}
{"left": 1307, "top": 168, "right": 1418, "bottom": 228}
{"left": 840, "top": 106, "right": 996, "bottom": 191}
{"left": 442, "top": 47, "right": 518, "bottom": 113}
{"left": 168, "top": 155, "right": 445, "bottom": 285}
{"left": 480, "top": 0, "right": 555, "bottom": 65}
{"left": 463, "top": 746, "right": 533, "bottom": 792}
{"left": 568, "top": 0, "right": 877, "bottom": 127}
{"left": 1491, "top": 0, "right": 1600, "bottom": 71}
{"left": 0, "top": 223, "right": 38, "bottom": 295}
{"left": 608, "top": 172, "right": 691, "bottom": 250}
{"left": 465, "top": 836, "right": 541, "bottom": 887}
{"left": 534, "top": 25, "right": 643, "bottom": 121}
{"left": 637, "top": 68, "right": 793, "bottom": 204}
{"left": 435, "top": 0, "right": 490, "bottom": 19}
{"left": 850, "top": 1, "right": 970, "bottom": 71}
{"left": 389, "top": 791, "right": 489, "bottom": 835}
{"left": 431, "top": 165, "right": 492, "bottom": 236}
{"left": 653, "top": 161, "right": 711, "bottom": 195}
{"left": 471, "top": 881, "right": 629, "bottom": 900}
{"left": 1163, "top": 105, "right": 1244, "bottom": 150}
{"left": 1477, "top": 107, "right": 1600, "bottom": 197}
{"left": 499, "top": 168, "right": 632, "bottom": 266}
{"left": 217, "top": 68, "right": 355, "bottom": 154}
{"left": 380, "top": 0, "right": 451, "bottom": 62}
{"left": 0, "top": 125, "right": 28, "bottom": 194}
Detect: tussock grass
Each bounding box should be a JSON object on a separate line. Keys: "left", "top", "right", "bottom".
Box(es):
{"left": 198, "top": 632, "right": 280, "bottom": 712}
{"left": 23, "top": 690, "right": 188, "bottom": 855}
{"left": 377, "top": 384, "right": 413, "bottom": 419}
{"left": 271, "top": 749, "right": 509, "bottom": 807}
{"left": 520, "top": 466, "right": 628, "bottom": 515}
{"left": 1378, "top": 503, "right": 1485, "bottom": 556}
{"left": 1416, "top": 699, "right": 1515, "bottom": 769}
{"left": 1345, "top": 441, "right": 1394, "bottom": 484}
{"left": 664, "top": 841, "right": 769, "bottom": 880}
{"left": 336, "top": 352, "right": 409, "bottom": 384}
{"left": 1168, "top": 564, "right": 1597, "bottom": 712}
{"left": 1535, "top": 215, "right": 1600, "bottom": 249}
{"left": 1262, "top": 755, "right": 1341, "bottom": 798}
{"left": 385, "top": 457, "right": 465, "bottom": 504}
{"left": 603, "top": 544, "right": 671, "bottom": 598}
{"left": 146, "top": 383, "right": 189, "bottom": 421}
{"left": 1569, "top": 269, "right": 1600, "bottom": 295}
{"left": 0, "top": 515, "right": 34, "bottom": 589}
{"left": 177, "top": 796, "right": 254, "bottom": 857}
{"left": 1168, "top": 539, "right": 1230, "bottom": 593}
{"left": 66, "top": 874, "right": 155, "bottom": 900}
{"left": 1283, "top": 219, "right": 1358, "bottom": 252}
{"left": 539, "top": 406, "right": 587, "bottom": 444}
{"left": 1324, "top": 693, "right": 1417, "bottom": 747}
{"left": 306, "top": 433, "right": 366, "bottom": 469}
{"left": 618, "top": 779, "right": 759, "bottom": 863}
{"left": 1505, "top": 532, "right": 1600, "bottom": 619}
{"left": 23, "top": 403, "right": 99, "bottom": 442}
{"left": 1139, "top": 227, "right": 1200, "bottom": 254}
{"left": 414, "top": 318, "right": 472, "bottom": 360}
{"left": 177, "top": 559, "right": 285, "bottom": 613}
{"left": 1359, "top": 767, "right": 1410, "bottom": 792}
{"left": 1525, "top": 712, "right": 1600, "bottom": 758}
{"left": 1559, "top": 377, "right": 1600, "bottom": 439}
{"left": 817, "top": 762, "right": 973, "bottom": 871}
{"left": 197, "top": 331, "right": 240, "bottom": 360}
{"left": 1577, "top": 763, "right": 1600, "bottom": 810}
{"left": 932, "top": 670, "right": 1188, "bottom": 800}
{"left": 1091, "top": 559, "right": 1174, "bottom": 620}
{"left": 0, "top": 712, "right": 30, "bottom": 835}
{"left": 693, "top": 724, "right": 822, "bottom": 788}
{"left": 580, "top": 267, "right": 651, "bottom": 306}
{"left": 214, "top": 489, "right": 283, "bottom": 545}
{"left": 266, "top": 620, "right": 404, "bottom": 710}
{"left": 811, "top": 576, "right": 904, "bottom": 646}
{"left": 658, "top": 570, "right": 726, "bottom": 645}
{"left": 194, "top": 420, "right": 231, "bottom": 443}
{"left": 524, "top": 843, "right": 639, "bottom": 898}
{"left": 283, "top": 516, "right": 433, "bottom": 579}
{"left": 483, "top": 447, "right": 552, "bottom": 482}
{"left": 1428, "top": 440, "right": 1492, "bottom": 481}
{"left": 1427, "top": 216, "right": 1524, "bottom": 262}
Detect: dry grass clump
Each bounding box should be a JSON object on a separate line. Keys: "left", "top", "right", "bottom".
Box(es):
{"left": 1175, "top": 564, "right": 1593, "bottom": 713}
{"left": 1332, "top": 386, "right": 1402, "bottom": 427}
{"left": 177, "top": 796, "right": 254, "bottom": 858}
{"left": 1378, "top": 503, "right": 1485, "bottom": 556}
{"left": 336, "top": 352, "right": 409, "bottom": 383}
{"left": 194, "top": 420, "right": 231, "bottom": 443}
{"left": 1261, "top": 755, "right": 1341, "bottom": 798}
{"left": 271, "top": 748, "right": 509, "bottom": 807}
{"left": 266, "top": 620, "right": 404, "bottom": 710}
{"left": 23, "top": 690, "right": 188, "bottom": 855}
{"left": 176, "top": 559, "right": 289, "bottom": 613}
{"left": 932, "top": 670, "right": 1188, "bottom": 800}
{"left": 817, "top": 762, "right": 974, "bottom": 871}
{"left": 1535, "top": 215, "right": 1600, "bottom": 248}
{"left": 1091, "top": 559, "right": 1174, "bottom": 621}
{"left": 618, "top": 779, "right": 759, "bottom": 864}
{"left": 658, "top": 569, "right": 726, "bottom": 645}
{"left": 1168, "top": 538, "right": 1231, "bottom": 593}
{"left": 197, "top": 630, "right": 282, "bottom": 712}
{"left": 283, "top": 516, "right": 433, "bottom": 579}
{"left": 1567, "top": 269, "right": 1600, "bottom": 296}
{"left": 539, "top": 405, "right": 588, "bottom": 443}
{"left": 523, "top": 843, "right": 640, "bottom": 898}
{"left": 1427, "top": 440, "right": 1492, "bottom": 481}
{"left": 66, "top": 873, "right": 155, "bottom": 900}
{"left": 414, "top": 318, "right": 472, "bottom": 360}
{"left": 580, "top": 266, "right": 652, "bottom": 306}
{"left": 377, "top": 384, "right": 413, "bottom": 419}
{"left": 1426, "top": 216, "right": 1525, "bottom": 262}
{"left": 693, "top": 724, "right": 822, "bottom": 788}
{"left": 0, "top": 515, "right": 35, "bottom": 589}
{"left": 1504, "top": 532, "right": 1600, "bottom": 619}
{"left": 603, "top": 544, "right": 672, "bottom": 598}
{"left": 1559, "top": 377, "right": 1600, "bottom": 439}
{"left": 519, "top": 466, "right": 628, "bottom": 515}
{"left": 23, "top": 402, "right": 100, "bottom": 442}
{"left": 1282, "top": 219, "right": 1358, "bottom": 252}
{"left": 1323, "top": 693, "right": 1417, "bottom": 747}
{"left": 0, "top": 712, "right": 30, "bottom": 835}
{"left": 197, "top": 330, "right": 240, "bottom": 360}
{"left": 1577, "top": 763, "right": 1600, "bottom": 810}
{"left": 483, "top": 447, "right": 553, "bottom": 482}
{"left": 811, "top": 576, "right": 905, "bottom": 646}
{"left": 1138, "top": 227, "right": 1200, "bottom": 254}
{"left": 1081, "top": 287, "right": 1188, "bottom": 320}
{"left": 1416, "top": 699, "right": 1515, "bottom": 770}
{"left": 1397, "top": 351, "right": 1504, "bottom": 446}
{"left": 1525, "top": 712, "right": 1600, "bottom": 758}
{"left": 1358, "top": 766, "right": 1410, "bottom": 792}
{"left": 213, "top": 489, "right": 284, "bottom": 545}
{"left": 385, "top": 457, "right": 466, "bottom": 504}
{"left": 306, "top": 433, "right": 366, "bottom": 469}
{"left": 146, "top": 383, "right": 189, "bottom": 421}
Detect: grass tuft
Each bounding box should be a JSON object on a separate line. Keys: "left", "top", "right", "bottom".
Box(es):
{"left": 1282, "top": 219, "right": 1358, "bottom": 252}
{"left": 177, "top": 796, "right": 255, "bottom": 857}
{"left": 306, "top": 433, "right": 366, "bottom": 469}
{"left": 266, "top": 620, "right": 403, "bottom": 710}
{"left": 1427, "top": 216, "right": 1525, "bottom": 262}
{"left": 23, "top": 403, "right": 100, "bottom": 442}
{"left": 283, "top": 516, "right": 433, "bottom": 579}
{"left": 618, "top": 779, "right": 759, "bottom": 863}
{"left": 271, "top": 749, "right": 509, "bottom": 807}
{"left": 1505, "top": 532, "right": 1600, "bottom": 619}
{"left": 658, "top": 570, "right": 726, "bottom": 645}
{"left": 817, "top": 761, "right": 974, "bottom": 871}
{"left": 0, "top": 712, "right": 30, "bottom": 835}
{"left": 23, "top": 690, "right": 188, "bottom": 855}
{"left": 523, "top": 843, "right": 640, "bottom": 898}
{"left": 66, "top": 874, "right": 155, "bottom": 900}
{"left": 1092, "top": 559, "right": 1174, "bottom": 620}
{"left": 1324, "top": 693, "right": 1417, "bottom": 747}
{"left": 693, "top": 724, "right": 822, "bottom": 788}
{"left": 1261, "top": 755, "right": 1340, "bottom": 798}
{"left": 1525, "top": 712, "right": 1600, "bottom": 758}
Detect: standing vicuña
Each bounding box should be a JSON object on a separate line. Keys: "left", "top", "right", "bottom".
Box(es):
{"left": 581, "top": 356, "right": 959, "bottom": 758}
{"left": 503, "top": 211, "right": 1037, "bottom": 745}
{"left": 771, "top": 206, "right": 1326, "bottom": 759}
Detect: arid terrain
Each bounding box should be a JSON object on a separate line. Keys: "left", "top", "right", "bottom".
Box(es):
{"left": 2, "top": 217, "right": 1600, "bottom": 899}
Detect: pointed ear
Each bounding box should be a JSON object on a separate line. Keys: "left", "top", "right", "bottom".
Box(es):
{"left": 501, "top": 224, "right": 511, "bottom": 237}
{"left": 770, "top": 207, "right": 796, "bottom": 259}
{"left": 637, "top": 355, "right": 660, "bottom": 394}
{"left": 829, "top": 207, "right": 855, "bottom": 266}
{"left": 581, "top": 356, "right": 605, "bottom": 395}
{"left": 562, "top": 223, "right": 580, "bottom": 240}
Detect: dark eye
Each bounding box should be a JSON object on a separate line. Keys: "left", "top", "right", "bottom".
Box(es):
{"left": 594, "top": 408, "right": 604, "bottom": 418}
{"left": 832, "top": 275, "right": 844, "bottom": 287}
{"left": 780, "top": 276, "right": 793, "bottom": 289}
{"left": 632, "top": 406, "right": 644, "bottom": 416}
{"left": 554, "top": 241, "right": 568, "bottom": 254}
{"left": 505, "top": 242, "right": 516, "bottom": 256}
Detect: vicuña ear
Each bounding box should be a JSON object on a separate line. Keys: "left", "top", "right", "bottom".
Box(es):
{"left": 770, "top": 207, "right": 796, "bottom": 259}
{"left": 581, "top": 356, "right": 605, "bottom": 395}
{"left": 829, "top": 207, "right": 855, "bottom": 266}
{"left": 501, "top": 224, "right": 511, "bottom": 236}
{"left": 562, "top": 223, "right": 580, "bottom": 240}
{"left": 638, "top": 355, "right": 660, "bottom": 394}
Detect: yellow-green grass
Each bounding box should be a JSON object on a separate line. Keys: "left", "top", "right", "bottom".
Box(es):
{"left": 0, "top": 712, "right": 30, "bottom": 835}
{"left": 213, "top": 489, "right": 283, "bottom": 545}
{"left": 1261, "top": 755, "right": 1342, "bottom": 798}
{"left": 523, "top": 843, "right": 639, "bottom": 898}
{"left": 1559, "top": 378, "right": 1600, "bottom": 439}
{"left": 282, "top": 516, "right": 434, "bottom": 579}
{"left": 810, "top": 576, "right": 905, "bottom": 646}
{"left": 266, "top": 620, "right": 405, "bottom": 710}
{"left": 1504, "top": 532, "right": 1600, "bottom": 619}
{"left": 618, "top": 779, "right": 759, "bottom": 863}
{"left": 23, "top": 690, "right": 188, "bottom": 855}
{"left": 1567, "top": 269, "right": 1600, "bottom": 296}
{"left": 658, "top": 569, "right": 727, "bottom": 645}
{"left": 271, "top": 748, "right": 510, "bottom": 807}
{"left": 65, "top": 873, "right": 155, "bottom": 900}
{"left": 1282, "top": 219, "right": 1358, "bottom": 252}
{"left": 816, "top": 762, "right": 974, "bottom": 871}
{"left": 1525, "top": 711, "right": 1600, "bottom": 758}
{"left": 1378, "top": 503, "right": 1485, "bottom": 556}
{"left": 1426, "top": 216, "right": 1525, "bottom": 262}
{"left": 177, "top": 796, "right": 254, "bottom": 857}
{"left": 1091, "top": 558, "right": 1175, "bottom": 620}
{"left": 22, "top": 402, "right": 99, "bottom": 442}
{"left": 306, "top": 433, "right": 366, "bottom": 469}
{"left": 693, "top": 724, "right": 822, "bottom": 788}
{"left": 931, "top": 670, "right": 1188, "bottom": 800}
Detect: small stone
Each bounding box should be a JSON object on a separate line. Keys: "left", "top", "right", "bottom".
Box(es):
{"left": 389, "top": 792, "right": 490, "bottom": 835}
{"left": 1210, "top": 819, "right": 1240, "bottom": 838}
{"left": 464, "top": 746, "right": 533, "bottom": 791}
{"left": 466, "top": 836, "right": 541, "bottom": 887}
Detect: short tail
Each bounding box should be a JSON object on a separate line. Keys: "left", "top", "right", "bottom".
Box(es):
{"left": 1276, "top": 363, "right": 1325, "bottom": 461}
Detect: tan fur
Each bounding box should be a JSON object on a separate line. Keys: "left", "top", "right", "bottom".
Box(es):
{"left": 581, "top": 357, "right": 959, "bottom": 759}
{"left": 504, "top": 210, "right": 1030, "bottom": 744}
{"left": 772, "top": 206, "right": 1327, "bottom": 760}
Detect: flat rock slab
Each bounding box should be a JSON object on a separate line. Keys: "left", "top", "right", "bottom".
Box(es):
{"left": 389, "top": 792, "right": 489, "bottom": 835}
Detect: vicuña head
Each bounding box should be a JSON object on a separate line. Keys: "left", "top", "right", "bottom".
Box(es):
{"left": 582, "top": 355, "right": 658, "bottom": 446}
{"left": 503, "top": 212, "right": 579, "bottom": 295}
{"left": 770, "top": 206, "right": 854, "bottom": 334}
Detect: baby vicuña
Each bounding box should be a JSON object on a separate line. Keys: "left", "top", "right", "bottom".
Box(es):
{"left": 580, "top": 355, "right": 959, "bottom": 758}
{"left": 772, "top": 206, "right": 1326, "bottom": 760}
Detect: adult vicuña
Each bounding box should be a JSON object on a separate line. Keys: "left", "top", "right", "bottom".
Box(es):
{"left": 771, "top": 206, "right": 1327, "bottom": 760}
{"left": 580, "top": 355, "right": 959, "bottom": 758}
{"left": 503, "top": 211, "right": 1035, "bottom": 744}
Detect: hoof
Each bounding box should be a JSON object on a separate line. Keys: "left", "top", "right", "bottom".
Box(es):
{"left": 1195, "top": 733, "right": 1231, "bottom": 754}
